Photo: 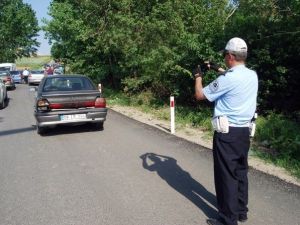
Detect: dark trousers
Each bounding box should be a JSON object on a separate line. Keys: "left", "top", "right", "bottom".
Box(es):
{"left": 23, "top": 76, "right": 28, "bottom": 84}
{"left": 213, "top": 127, "right": 250, "bottom": 225}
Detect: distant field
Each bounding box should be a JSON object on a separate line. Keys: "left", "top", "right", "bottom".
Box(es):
{"left": 16, "top": 56, "right": 52, "bottom": 70}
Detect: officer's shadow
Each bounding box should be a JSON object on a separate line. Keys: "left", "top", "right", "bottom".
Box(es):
{"left": 140, "top": 153, "right": 218, "bottom": 218}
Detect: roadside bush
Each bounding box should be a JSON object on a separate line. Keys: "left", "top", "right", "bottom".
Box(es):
{"left": 176, "top": 105, "right": 213, "bottom": 131}
{"left": 134, "top": 90, "right": 155, "bottom": 106}
{"left": 255, "top": 112, "right": 300, "bottom": 161}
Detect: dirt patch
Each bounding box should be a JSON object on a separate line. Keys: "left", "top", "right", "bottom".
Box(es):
{"left": 109, "top": 105, "right": 300, "bottom": 187}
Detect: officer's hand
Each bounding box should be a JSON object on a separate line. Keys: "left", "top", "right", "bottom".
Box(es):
{"left": 208, "top": 61, "right": 221, "bottom": 72}
{"left": 193, "top": 65, "right": 203, "bottom": 79}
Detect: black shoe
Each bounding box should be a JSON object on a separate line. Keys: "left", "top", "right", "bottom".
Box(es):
{"left": 238, "top": 214, "right": 248, "bottom": 222}
{"left": 206, "top": 218, "right": 224, "bottom": 225}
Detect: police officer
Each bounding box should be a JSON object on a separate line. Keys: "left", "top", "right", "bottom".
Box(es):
{"left": 22, "top": 68, "right": 29, "bottom": 84}
{"left": 194, "top": 37, "right": 258, "bottom": 225}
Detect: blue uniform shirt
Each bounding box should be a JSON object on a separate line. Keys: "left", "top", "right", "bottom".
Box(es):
{"left": 203, "top": 64, "right": 258, "bottom": 125}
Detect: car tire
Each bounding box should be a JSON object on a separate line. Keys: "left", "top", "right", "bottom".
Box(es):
{"left": 37, "top": 125, "right": 46, "bottom": 135}
{"left": 0, "top": 97, "right": 5, "bottom": 109}
{"left": 93, "top": 122, "right": 104, "bottom": 130}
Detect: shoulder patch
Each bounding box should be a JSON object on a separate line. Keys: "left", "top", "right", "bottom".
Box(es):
{"left": 209, "top": 80, "right": 219, "bottom": 92}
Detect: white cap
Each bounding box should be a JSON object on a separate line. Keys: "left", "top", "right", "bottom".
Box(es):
{"left": 225, "top": 37, "right": 247, "bottom": 53}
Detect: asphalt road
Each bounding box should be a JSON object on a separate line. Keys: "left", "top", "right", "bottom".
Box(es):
{"left": 0, "top": 84, "right": 299, "bottom": 225}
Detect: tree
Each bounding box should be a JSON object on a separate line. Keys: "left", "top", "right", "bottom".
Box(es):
{"left": 0, "top": 0, "right": 40, "bottom": 62}
{"left": 44, "top": 0, "right": 230, "bottom": 97}
{"left": 224, "top": 0, "right": 300, "bottom": 113}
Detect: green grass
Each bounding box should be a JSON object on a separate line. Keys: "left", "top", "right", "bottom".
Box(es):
{"left": 16, "top": 56, "right": 52, "bottom": 70}
{"left": 105, "top": 88, "right": 214, "bottom": 132}
{"left": 253, "top": 112, "right": 300, "bottom": 178}
{"left": 251, "top": 146, "right": 300, "bottom": 178}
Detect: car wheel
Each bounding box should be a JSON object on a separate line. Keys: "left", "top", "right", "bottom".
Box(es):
{"left": 37, "top": 125, "right": 46, "bottom": 135}
{"left": 0, "top": 97, "right": 5, "bottom": 109}
{"left": 93, "top": 122, "right": 104, "bottom": 130}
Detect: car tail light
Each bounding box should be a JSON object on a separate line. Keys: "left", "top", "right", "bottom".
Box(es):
{"left": 49, "top": 103, "right": 63, "bottom": 109}
{"left": 83, "top": 101, "right": 95, "bottom": 107}
{"left": 37, "top": 99, "right": 50, "bottom": 111}
{"left": 95, "top": 97, "right": 106, "bottom": 108}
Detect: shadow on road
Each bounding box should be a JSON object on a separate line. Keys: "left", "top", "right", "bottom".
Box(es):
{"left": 140, "top": 153, "right": 218, "bottom": 218}
{"left": 38, "top": 124, "right": 104, "bottom": 136}
{"left": 0, "top": 124, "right": 103, "bottom": 137}
{"left": 0, "top": 126, "right": 36, "bottom": 136}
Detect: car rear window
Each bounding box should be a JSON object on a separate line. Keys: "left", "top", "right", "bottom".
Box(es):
{"left": 43, "top": 77, "right": 96, "bottom": 92}
{"left": 10, "top": 71, "right": 20, "bottom": 75}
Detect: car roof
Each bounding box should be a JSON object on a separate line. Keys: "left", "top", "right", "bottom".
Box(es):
{"left": 45, "top": 74, "right": 87, "bottom": 78}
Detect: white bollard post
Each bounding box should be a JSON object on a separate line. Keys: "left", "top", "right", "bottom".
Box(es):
{"left": 170, "top": 96, "right": 175, "bottom": 134}
{"left": 98, "top": 83, "right": 102, "bottom": 93}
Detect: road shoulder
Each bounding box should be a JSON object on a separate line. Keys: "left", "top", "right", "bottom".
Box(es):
{"left": 109, "top": 105, "right": 300, "bottom": 187}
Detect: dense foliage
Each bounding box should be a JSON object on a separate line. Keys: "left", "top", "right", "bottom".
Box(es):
{"left": 44, "top": 0, "right": 229, "bottom": 103}
{"left": 0, "top": 0, "right": 40, "bottom": 62}
{"left": 224, "top": 0, "right": 300, "bottom": 114}
{"left": 44, "top": 0, "right": 300, "bottom": 115}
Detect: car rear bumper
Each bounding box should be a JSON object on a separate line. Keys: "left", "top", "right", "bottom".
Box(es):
{"left": 5, "top": 83, "right": 15, "bottom": 89}
{"left": 13, "top": 79, "right": 22, "bottom": 83}
{"left": 28, "top": 79, "right": 43, "bottom": 84}
{"left": 35, "top": 108, "right": 108, "bottom": 127}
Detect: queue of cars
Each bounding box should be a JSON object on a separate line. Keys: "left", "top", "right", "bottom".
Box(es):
{"left": 1, "top": 69, "right": 46, "bottom": 85}
{"left": 0, "top": 67, "right": 46, "bottom": 110}
{"left": 1, "top": 63, "right": 107, "bottom": 135}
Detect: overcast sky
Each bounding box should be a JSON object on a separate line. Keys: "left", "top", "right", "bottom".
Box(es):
{"left": 24, "top": 0, "right": 52, "bottom": 55}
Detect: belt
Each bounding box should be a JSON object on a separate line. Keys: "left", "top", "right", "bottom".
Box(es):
{"left": 229, "top": 122, "right": 250, "bottom": 127}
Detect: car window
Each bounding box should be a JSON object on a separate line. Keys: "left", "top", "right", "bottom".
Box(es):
{"left": 0, "top": 67, "right": 10, "bottom": 71}
{"left": 10, "top": 71, "right": 20, "bottom": 75}
{"left": 0, "top": 72, "right": 9, "bottom": 77}
{"left": 43, "top": 77, "right": 95, "bottom": 92}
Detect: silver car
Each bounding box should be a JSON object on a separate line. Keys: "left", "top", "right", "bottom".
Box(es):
{"left": 33, "top": 75, "right": 107, "bottom": 134}
{"left": 28, "top": 70, "right": 45, "bottom": 85}
{"left": 0, "top": 79, "right": 8, "bottom": 109}
{"left": 0, "top": 70, "right": 15, "bottom": 90}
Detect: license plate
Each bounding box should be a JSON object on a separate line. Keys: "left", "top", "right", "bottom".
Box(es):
{"left": 60, "top": 114, "right": 86, "bottom": 121}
